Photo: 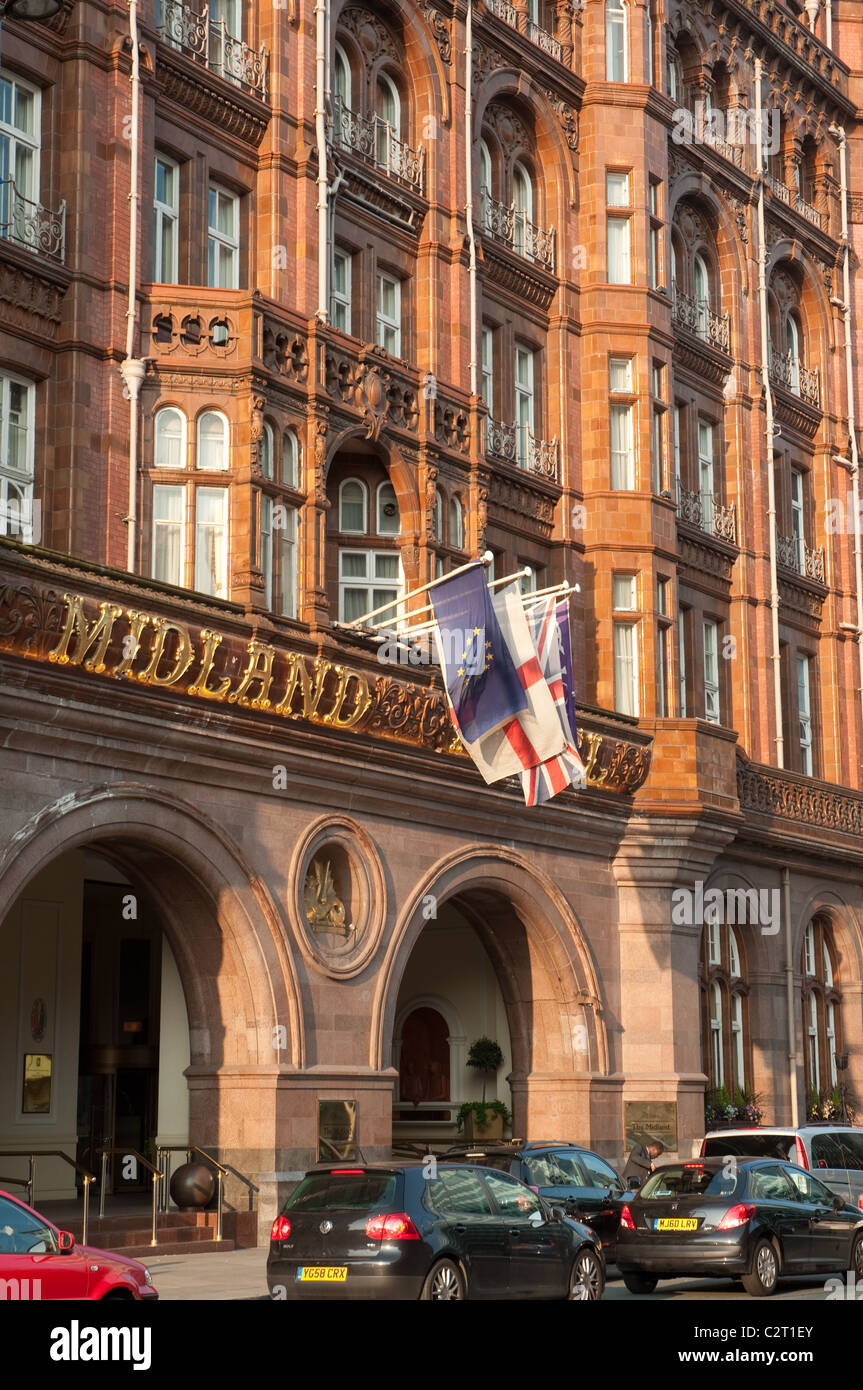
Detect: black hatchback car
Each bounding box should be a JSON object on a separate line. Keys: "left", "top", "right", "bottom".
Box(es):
{"left": 616, "top": 1156, "right": 863, "bottom": 1296}
{"left": 267, "top": 1161, "right": 605, "bottom": 1300}
{"left": 444, "top": 1141, "right": 627, "bottom": 1258}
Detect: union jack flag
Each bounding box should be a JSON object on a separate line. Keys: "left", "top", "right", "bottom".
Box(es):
{"left": 520, "top": 596, "right": 586, "bottom": 807}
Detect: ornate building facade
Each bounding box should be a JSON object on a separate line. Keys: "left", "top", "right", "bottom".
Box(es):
{"left": 1, "top": 0, "right": 863, "bottom": 1235}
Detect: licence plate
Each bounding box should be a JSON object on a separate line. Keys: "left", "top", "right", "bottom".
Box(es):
{"left": 654, "top": 1218, "right": 698, "bottom": 1231}
{"left": 297, "top": 1267, "right": 348, "bottom": 1282}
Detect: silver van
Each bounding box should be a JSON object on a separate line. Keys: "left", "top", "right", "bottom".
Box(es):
{"left": 701, "top": 1125, "right": 863, "bottom": 1209}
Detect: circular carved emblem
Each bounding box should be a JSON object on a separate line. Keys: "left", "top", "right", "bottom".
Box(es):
{"left": 289, "top": 816, "right": 386, "bottom": 978}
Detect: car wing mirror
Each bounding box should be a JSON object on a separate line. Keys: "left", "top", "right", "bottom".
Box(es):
{"left": 57, "top": 1231, "right": 75, "bottom": 1254}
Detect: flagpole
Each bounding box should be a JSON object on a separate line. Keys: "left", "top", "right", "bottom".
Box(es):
{"left": 342, "top": 550, "right": 494, "bottom": 628}
{"left": 395, "top": 580, "right": 577, "bottom": 639}
{"left": 390, "top": 566, "right": 533, "bottom": 627}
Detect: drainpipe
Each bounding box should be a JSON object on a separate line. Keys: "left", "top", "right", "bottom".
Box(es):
{"left": 314, "top": 0, "right": 329, "bottom": 322}
{"left": 783, "top": 867, "right": 799, "bottom": 1126}
{"left": 121, "top": 0, "right": 146, "bottom": 574}
{"left": 826, "top": 0, "right": 833, "bottom": 50}
{"left": 755, "top": 59, "right": 784, "bottom": 768}
{"left": 465, "top": 0, "right": 478, "bottom": 398}
{"left": 828, "top": 123, "right": 863, "bottom": 740}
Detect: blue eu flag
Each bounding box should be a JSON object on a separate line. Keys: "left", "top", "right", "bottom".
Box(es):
{"left": 430, "top": 564, "right": 527, "bottom": 742}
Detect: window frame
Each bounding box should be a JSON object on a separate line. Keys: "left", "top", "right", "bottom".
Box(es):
{"left": 207, "top": 182, "right": 240, "bottom": 290}
{"left": 153, "top": 153, "right": 180, "bottom": 284}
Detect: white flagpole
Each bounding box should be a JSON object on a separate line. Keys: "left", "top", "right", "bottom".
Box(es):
{"left": 400, "top": 579, "right": 578, "bottom": 638}
{"left": 342, "top": 550, "right": 494, "bottom": 628}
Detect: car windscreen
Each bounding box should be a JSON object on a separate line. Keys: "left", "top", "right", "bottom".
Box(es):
{"left": 283, "top": 1172, "right": 399, "bottom": 1212}
{"left": 702, "top": 1134, "right": 794, "bottom": 1160}
{"left": 639, "top": 1165, "right": 741, "bottom": 1199}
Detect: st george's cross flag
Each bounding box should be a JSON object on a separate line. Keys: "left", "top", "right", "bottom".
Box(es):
{"left": 519, "top": 596, "right": 586, "bottom": 806}
{"left": 429, "top": 562, "right": 528, "bottom": 744}
{"left": 435, "top": 581, "right": 565, "bottom": 784}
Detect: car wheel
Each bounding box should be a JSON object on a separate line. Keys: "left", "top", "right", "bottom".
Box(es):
{"left": 851, "top": 1233, "right": 863, "bottom": 1281}
{"left": 742, "top": 1240, "right": 779, "bottom": 1297}
{"left": 568, "top": 1248, "right": 604, "bottom": 1301}
{"left": 622, "top": 1270, "right": 658, "bottom": 1295}
{"left": 421, "top": 1258, "right": 466, "bottom": 1301}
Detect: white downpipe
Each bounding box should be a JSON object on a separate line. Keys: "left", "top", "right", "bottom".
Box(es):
{"left": 756, "top": 60, "right": 784, "bottom": 768}
{"left": 831, "top": 123, "right": 863, "bottom": 740}
{"left": 826, "top": 0, "right": 833, "bottom": 50}
{"left": 783, "top": 867, "right": 799, "bottom": 1126}
{"left": 315, "top": 0, "right": 329, "bottom": 322}
{"left": 121, "top": 0, "right": 145, "bottom": 574}
{"left": 465, "top": 0, "right": 478, "bottom": 399}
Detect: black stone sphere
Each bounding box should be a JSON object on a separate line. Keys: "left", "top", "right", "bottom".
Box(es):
{"left": 170, "top": 1161, "right": 215, "bottom": 1210}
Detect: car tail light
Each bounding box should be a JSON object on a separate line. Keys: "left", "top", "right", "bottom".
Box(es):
{"left": 717, "top": 1203, "right": 755, "bottom": 1230}
{"left": 270, "top": 1215, "right": 291, "bottom": 1241}
{"left": 365, "top": 1212, "right": 420, "bottom": 1241}
{"left": 699, "top": 1138, "right": 707, "bottom": 1157}
{"left": 795, "top": 1137, "right": 810, "bottom": 1171}
{"left": 684, "top": 1162, "right": 704, "bottom": 1169}
{"left": 619, "top": 1204, "right": 636, "bottom": 1231}
{"left": 331, "top": 1169, "right": 365, "bottom": 1175}
{"left": 858, "top": 1195, "right": 863, "bottom": 1212}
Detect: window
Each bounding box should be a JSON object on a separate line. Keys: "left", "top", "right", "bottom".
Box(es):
{"left": 154, "top": 407, "right": 186, "bottom": 468}
{"left": 427, "top": 1170, "right": 492, "bottom": 1216}
{"left": 605, "top": 0, "right": 627, "bottom": 81}
{"left": 0, "top": 1194, "right": 56, "bottom": 1254}
{"left": 702, "top": 922, "right": 748, "bottom": 1091}
{"left": 376, "top": 273, "right": 401, "bottom": 355}
{"left": 449, "top": 496, "right": 464, "bottom": 550}
{"left": 332, "top": 248, "right": 352, "bottom": 333}
{"left": 606, "top": 171, "right": 630, "bottom": 207}
{"left": 0, "top": 71, "right": 39, "bottom": 247}
{"left": 649, "top": 178, "right": 663, "bottom": 290}
{"left": 678, "top": 600, "right": 689, "bottom": 716}
{"left": 790, "top": 468, "right": 804, "bottom": 571}
{"left": 609, "top": 358, "right": 635, "bottom": 490}
{"left": 483, "top": 1170, "right": 542, "bottom": 1217}
{"left": 607, "top": 216, "right": 631, "bottom": 284}
{"left": 787, "top": 313, "right": 801, "bottom": 394}
{"left": 513, "top": 161, "right": 533, "bottom": 256}
{"left": 703, "top": 618, "right": 720, "bottom": 723}
{"left": 694, "top": 252, "right": 710, "bottom": 335}
{"left": 481, "top": 326, "right": 494, "bottom": 411}
{"left": 262, "top": 494, "right": 297, "bottom": 618}
{"left": 207, "top": 184, "right": 239, "bottom": 289}
{"left": 0, "top": 374, "right": 35, "bottom": 540}
{"left": 801, "top": 917, "right": 841, "bottom": 1102}
{"left": 515, "top": 345, "right": 535, "bottom": 468}
{"left": 197, "top": 411, "right": 229, "bottom": 471}
{"left": 657, "top": 577, "right": 671, "bottom": 717}
{"left": 282, "top": 431, "right": 299, "bottom": 489}
{"left": 195, "top": 488, "right": 228, "bottom": 598}
{"left": 710, "top": 981, "right": 723, "bottom": 1086}
{"left": 153, "top": 156, "right": 179, "bottom": 283}
{"left": 152, "top": 484, "right": 185, "bottom": 587}
{"left": 613, "top": 621, "right": 639, "bottom": 716}
{"left": 673, "top": 404, "right": 682, "bottom": 495}
{"left": 377, "top": 481, "right": 400, "bottom": 536}
{"left": 339, "top": 478, "right": 368, "bottom": 534}
{"left": 260, "top": 422, "right": 274, "bottom": 480}
{"left": 797, "top": 654, "right": 812, "bottom": 775}
{"left": 613, "top": 573, "right": 636, "bottom": 610}
{"left": 334, "top": 42, "right": 351, "bottom": 109}
{"left": 339, "top": 550, "right": 402, "bottom": 623}
{"left": 697, "top": 420, "right": 715, "bottom": 534}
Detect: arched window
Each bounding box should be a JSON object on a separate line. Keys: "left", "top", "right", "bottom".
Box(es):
{"left": 693, "top": 252, "right": 710, "bottom": 336}
{"left": 432, "top": 488, "right": 443, "bottom": 542}
{"left": 786, "top": 313, "right": 801, "bottom": 393}
{"left": 606, "top": 0, "right": 627, "bottom": 82}
{"left": 398, "top": 1006, "right": 450, "bottom": 1106}
{"left": 710, "top": 981, "right": 724, "bottom": 1086}
{"left": 513, "top": 161, "right": 533, "bottom": 255}
{"left": 282, "top": 430, "right": 299, "bottom": 489}
{"left": 334, "top": 42, "right": 351, "bottom": 109}
{"left": 376, "top": 480, "right": 400, "bottom": 535}
{"left": 802, "top": 917, "right": 842, "bottom": 1104}
{"left": 701, "top": 920, "right": 749, "bottom": 1094}
{"left": 449, "top": 496, "right": 464, "bottom": 550}
{"left": 339, "top": 477, "right": 368, "bottom": 534}
{"left": 479, "top": 138, "right": 492, "bottom": 195}
{"left": 260, "top": 421, "right": 274, "bottom": 480}
{"left": 196, "top": 411, "right": 229, "bottom": 471}
{"left": 375, "top": 72, "right": 400, "bottom": 167}
{"left": 154, "top": 408, "right": 186, "bottom": 468}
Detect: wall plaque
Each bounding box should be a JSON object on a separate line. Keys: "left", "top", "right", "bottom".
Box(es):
{"left": 624, "top": 1101, "right": 678, "bottom": 1153}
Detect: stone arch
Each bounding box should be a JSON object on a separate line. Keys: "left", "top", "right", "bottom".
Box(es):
{"left": 793, "top": 889, "right": 863, "bottom": 988}
{"left": 371, "top": 846, "right": 609, "bottom": 1135}
{"left": 474, "top": 71, "right": 578, "bottom": 213}
{"left": 324, "top": 424, "right": 422, "bottom": 536}
{"left": 0, "top": 781, "right": 304, "bottom": 1070}
{"left": 668, "top": 178, "right": 751, "bottom": 312}
{"left": 766, "top": 247, "right": 832, "bottom": 358}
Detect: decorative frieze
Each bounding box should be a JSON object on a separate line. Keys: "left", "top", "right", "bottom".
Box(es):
{"left": 738, "top": 755, "right": 863, "bottom": 835}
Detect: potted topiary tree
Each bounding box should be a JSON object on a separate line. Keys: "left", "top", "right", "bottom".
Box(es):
{"left": 459, "top": 1038, "right": 508, "bottom": 1140}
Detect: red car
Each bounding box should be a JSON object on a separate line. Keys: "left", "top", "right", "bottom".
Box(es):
{"left": 0, "top": 1188, "right": 158, "bottom": 1300}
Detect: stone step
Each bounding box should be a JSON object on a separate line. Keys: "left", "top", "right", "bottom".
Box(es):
{"left": 84, "top": 1225, "right": 217, "bottom": 1248}
{"left": 77, "top": 1210, "right": 217, "bottom": 1233}
{"left": 113, "top": 1238, "right": 237, "bottom": 1259}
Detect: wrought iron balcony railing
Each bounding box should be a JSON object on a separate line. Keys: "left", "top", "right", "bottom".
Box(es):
{"left": 157, "top": 0, "right": 269, "bottom": 100}
{"left": 672, "top": 288, "right": 730, "bottom": 353}
{"left": 769, "top": 348, "right": 821, "bottom": 408}
{"left": 701, "top": 125, "right": 745, "bottom": 167}
{"left": 485, "top": 0, "right": 564, "bottom": 61}
{"left": 479, "top": 187, "right": 555, "bottom": 272}
{"left": 331, "top": 99, "right": 424, "bottom": 193}
{"left": 677, "top": 485, "right": 737, "bottom": 544}
{"left": 776, "top": 530, "right": 826, "bottom": 584}
{"left": 764, "top": 171, "right": 824, "bottom": 229}
{"left": 0, "top": 178, "right": 66, "bottom": 263}
{"left": 486, "top": 418, "right": 560, "bottom": 481}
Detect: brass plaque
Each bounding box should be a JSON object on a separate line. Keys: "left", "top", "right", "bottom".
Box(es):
{"left": 22, "top": 1053, "right": 52, "bottom": 1114}
{"left": 317, "top": 1100, "right": 358, "bottom": 1163}
{"left": 624, "top": 1101, "right": 678, "bottom": 1152}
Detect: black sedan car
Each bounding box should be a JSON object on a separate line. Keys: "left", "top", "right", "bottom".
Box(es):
{"left": 267, "top": 1161, "right": 605, "bottom": 1300}
{"left": 444, "top": 1140, "right": 627, "bottom": 1259}
{"left": 616, "top": 1156, "right": 863, "bottom": 1296}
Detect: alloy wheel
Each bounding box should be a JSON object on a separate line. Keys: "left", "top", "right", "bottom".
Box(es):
{"left": 757, "top": 1244, "right": 778, "bottom": 1290}
{"left": 853, "top": 1236, "right": 863, "bottom": 1280}
{"left": 570, "top": 1251, "right": 602, "bottom": 1301}
{"left": 430, "top": 1263, "right": 462, "bottom": 1300}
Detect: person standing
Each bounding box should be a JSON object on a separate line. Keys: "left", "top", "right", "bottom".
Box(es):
{"left": 622, "top": 1137, "right": 665, "bottom": 1186}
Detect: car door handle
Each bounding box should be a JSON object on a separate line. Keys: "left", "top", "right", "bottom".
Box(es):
{"left": 453, "top": 1224, "right": 467, "bottom": 1233}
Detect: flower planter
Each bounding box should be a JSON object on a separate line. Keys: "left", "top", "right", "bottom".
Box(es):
{"left": 461, "top": 1112, "right": 504, "bottom": 1142}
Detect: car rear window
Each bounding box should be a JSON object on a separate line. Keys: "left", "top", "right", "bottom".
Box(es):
{"left": 811, "top": 1133, "right": 847, "bottom": 1169}
{"left": 640, "top": 1165, "right": 741, "bottom": 1199}
{"left": 703, "top": 1134, "right": 795, "bottom": 1161}
{"left": 836, "top": 1133, "right": 863, "bottom": 1170}
{"left": 284, "top": 1172, "right": 399, "bottom": 1212}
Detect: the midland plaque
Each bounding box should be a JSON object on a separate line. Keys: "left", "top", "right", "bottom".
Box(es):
{"left": 624, "top": 1101, "right": 678, "bottom": 1151}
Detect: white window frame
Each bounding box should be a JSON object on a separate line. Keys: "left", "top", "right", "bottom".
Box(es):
{"left": 710, "top": 981, "right": 724, "bottom": 1086}
{"left": 515, "top": 343, "right": 535, "bottom": 468}
{"left": 605, "top": 0, "right": 628, "bottom": 82}
{"left": 194, "top": 486, "right": 229, "bottom": 599}
{"left": 797, "top": 653, "right": 813, "bottom": 775}
{"left": 154, "top": 407, "right": 187, "bottom": 469}
{"left": 731, "top": 991, "right": 745, "bottom": 1089}
{"left": 804, "top": 922, "right": 816, "bottom": 977}
{"left": 449, "top": 496, "right": 464, "bottom": 550}
{"left": 282, "top": 430, "right": 299, "bottom": 489}
{"left": 607, "top": 214, "right": 631, "bottom": 284}
{"left": 703, "top": 618, "right": 720, "bottom": 724}
{"left": 613, "top": 573, "right": 637, "bottom": 611}
{"left": 196, "top": 410, "right": 230, "bottom": 472}
{"left": 0, "top": 69, "right": 40, "bottom": 232}
{"left": 376, "top": 272, "right": 401, "bottom": 355}
{"left": 513, "top": 161, "right": 533, "bottom": 256}
{"left": 260, "top": 421, "right": 274, "bottom": 481}
{"left": 807, "top": 991, "right": 820, "bottom": 1091}
{"left": 151, "top": 483, "right": 186, "bottom": 588}
{"left": 678, "top": 602, "right": 688, "bottom": 717}
{"left": 481, "top": 325, "right": 494, "bottom": 411}
{"left": 697, "top": 419, "right": 715, "bottom": 534}
{"left": 338, "top": 548, "right": 403, "bottom": 623}
{"left": 154, "top": 154, "right": 179, "bottom": 283}
{"left": 261, "top": 491, "right": 274, "bottom": 610}
{"left": 790, "top": 468, "right": 804, "bottom": 572}
{"left": 376, "top": 480, "right": 400, "bottom": 536}
{"left": 334, "top": 41, "right": 352, "bottom": 109}
{"left": 207, "top": 183, "right": 239, "bottom": 290}
{"left": 609, "top": 358, "right": 635, "bottom": 490}
{"left": 339, "top": 477, "right": 368, "bottom": 534}
{"left": 613, "top": 619, "right": 639, "bottom": 716}
{"left": 332, "top": 247, "right": 352, "bottom": 333}
{"left": 0, "top": 372, "right": 35, "bottom": 540}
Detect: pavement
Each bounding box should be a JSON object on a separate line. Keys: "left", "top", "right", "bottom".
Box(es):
{"left": 144, "top": 1246, "right": 835, "bottom": 1300}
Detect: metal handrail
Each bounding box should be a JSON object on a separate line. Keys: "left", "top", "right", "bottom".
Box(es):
{"left": 0, "top": 1150, "right": 95, "bottom": 1245}
{"left": 156, "top": 1144, "right": 259, "bottom": 1242}
{"left": 98, "top": 1148, "right": 163, "bottom": 1248}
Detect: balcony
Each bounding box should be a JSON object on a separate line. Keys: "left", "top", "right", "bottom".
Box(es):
{"left": 776, "top": 530, "right": 826, "bottom": 584}
{"left": 769, "top": 348, "right": 821, "bottom": 408}
{"left": 672, "top": 289, "right": 730, "bottom": 354}
{"left": 157, "top": 0, "right": 268, "bottom": 100}
{"left": 700, "top": 122, "right": 745, "bottom": 168}
{"left": 485, "top": 0, "right": 564, "bottom": 62}
{"left": 0, "top": 179, "right": 66, "bottom": 264}
{"left": 331, "top": 100, "right": 424, "bottom": 195}
{"left": 486, "top": 418, "right": 560, "bottom": 481}
{"left": 677, "top": 486, "right": 737, "bottom": 545}
{"left": 479, "top": 188, "right": 555, "bottom": 272}
{"left": 764, "top": 171, "right": 824, "bottom": 230}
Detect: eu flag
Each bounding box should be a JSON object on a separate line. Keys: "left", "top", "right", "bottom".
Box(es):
{"left": 430, "top": 563, "right": 528, "bottom": 743}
